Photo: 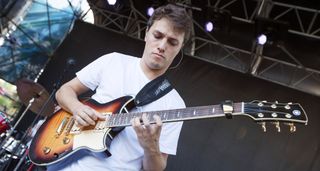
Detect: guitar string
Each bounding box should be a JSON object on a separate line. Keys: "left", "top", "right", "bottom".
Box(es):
{"left": 108, "top": 104, "right": 244, "bottom": 127}
{"left": 39, "top": 103, "right": 246, "bottom": 162}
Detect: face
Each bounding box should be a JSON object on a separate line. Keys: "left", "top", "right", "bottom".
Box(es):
{"left": 141, "top": 17, "right": 185, "bottom": 75}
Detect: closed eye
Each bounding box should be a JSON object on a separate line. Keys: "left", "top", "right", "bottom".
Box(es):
{"left": 168, "top": 39, "right": 178, "bottom": 46}
{"left": 153, "top": 31, "right": 163, "bottom": 39}
{"left": 153, "top": 31, "right": 180, "bottom": 46}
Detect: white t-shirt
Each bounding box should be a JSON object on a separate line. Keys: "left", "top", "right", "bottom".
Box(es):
{"left": 47, "top": 52, "right": 185, "bottom": 171}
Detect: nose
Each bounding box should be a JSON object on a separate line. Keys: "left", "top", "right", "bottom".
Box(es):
{"left": 157, "top": 47, "right": 164, "bottom": 53}
{"left": 157, "top": 39, "right": 166, "bottom": 53}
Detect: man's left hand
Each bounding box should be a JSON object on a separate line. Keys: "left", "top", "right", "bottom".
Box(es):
{"left": 131, "top": 113, "right": 162, "bottom": 152}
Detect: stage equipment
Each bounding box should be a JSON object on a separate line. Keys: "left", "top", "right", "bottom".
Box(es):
{"left": 16, "top": 78, "right": 54, "bottom": 117}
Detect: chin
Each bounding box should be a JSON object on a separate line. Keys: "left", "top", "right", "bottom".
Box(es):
{"left": 148, "top": 62, "right": 164, "bottom": 70}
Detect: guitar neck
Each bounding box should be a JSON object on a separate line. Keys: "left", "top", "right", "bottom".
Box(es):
{"left": 104, "top": 102, "right": 244, "bottom": 127}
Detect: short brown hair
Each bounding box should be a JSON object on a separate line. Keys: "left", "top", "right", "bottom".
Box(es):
{"left": 147, "top": 4, "right": 193, "bottom": 44}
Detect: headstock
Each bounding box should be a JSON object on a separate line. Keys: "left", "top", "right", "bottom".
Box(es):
{"left": 243, "top": 101, "right": 308, "bottom": 132}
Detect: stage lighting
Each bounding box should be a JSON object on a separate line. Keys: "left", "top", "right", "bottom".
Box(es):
{"left": 201, "top": 7, "right": 231, "bottom": 33}
{"left": 145, "top": 0, "right": 167, "bottom": 17}
{"left": 107, "top": 0, "right": 117, "bottom": 5}
{"left": 205, "top": 21, "right": 213, "bottom": 32}
{"left": 255, "top": 17, "right": 289, "bottom": 46}
{"left": 257, "top": 34, "right": 267, "bottom": 45}
{"left": 147, "top": 7, "right": 154, "bottom": 17}
{"left": 104, "top": 0, "right": 128, "bottom": 12}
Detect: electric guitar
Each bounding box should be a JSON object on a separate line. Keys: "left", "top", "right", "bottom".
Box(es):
{"left": 28, "top": 96, "right": 308, "bottom": 166}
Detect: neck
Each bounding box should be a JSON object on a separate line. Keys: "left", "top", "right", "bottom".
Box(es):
{"left": 139, "top": 60, "right": 167, "bottom": 80}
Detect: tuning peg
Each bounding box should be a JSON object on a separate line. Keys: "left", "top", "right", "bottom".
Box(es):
{"left": 258, "top": 122, "right": 267, "bottom": 132}
{"left": 285, "top": 102, "right": 292, "bottom": 110}
{"left": 284, "top": 123, "right": 296, "bottom": 133}
{"left": 284, "top": 104, "right": 291, "bottom": 110}
{"left": 271, "top": 121, "right": 281, "bottom": 132}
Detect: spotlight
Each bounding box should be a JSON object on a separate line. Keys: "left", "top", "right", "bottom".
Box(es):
{"left": 199, "top": 7, "right": 231, "bottom": 33}
{"left": 105, "top": 0, "right": 126, "bottom": 12}
{"left": 107, "top": 0, "right": 117, "bottom": 5}
{"left": 254, "top": 17, "right": 289, "bottom": 46}
{"left": 205, "top": 21, "right": 213, "bottom": 32}
{"left": 147, "top": 7, "right": 154, "bottom": 17}
{"left": 257, "top": 34, "right": 267, "bottom": 45}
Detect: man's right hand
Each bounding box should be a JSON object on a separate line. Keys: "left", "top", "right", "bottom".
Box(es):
{"left": 71, "top": 104, "right": 106, "bottom": 127}
{"left": 55, "top": 77, "right": 106, "bottom": 127}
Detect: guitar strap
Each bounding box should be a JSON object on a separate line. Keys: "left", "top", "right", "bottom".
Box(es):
{"left": 134, "top": 74, "right": 173, "bottom": 107}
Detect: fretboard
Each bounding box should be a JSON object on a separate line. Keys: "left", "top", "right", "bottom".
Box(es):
{"left": 102, "top": 102, "right": 243, "bottom": 128}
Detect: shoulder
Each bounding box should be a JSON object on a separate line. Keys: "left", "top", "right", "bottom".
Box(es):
{"left": 98, "top": 52, "right": 139, "bottom": 63}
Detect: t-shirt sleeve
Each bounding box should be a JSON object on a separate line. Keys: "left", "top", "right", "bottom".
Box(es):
{"left": 76, "top": 53, "right": 116, "bottom": 91}
{"left": 159, "top": 91, "right": 186, "bottom": 155}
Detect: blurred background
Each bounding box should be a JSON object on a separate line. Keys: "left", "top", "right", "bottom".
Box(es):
{"left": 0, "top": 0, "right": 319, "bottom": 170}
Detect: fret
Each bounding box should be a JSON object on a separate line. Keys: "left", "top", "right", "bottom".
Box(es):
{"left": 125, "top": 115, "right": 129, "bottom": 125}
{"left": 107, "top": 103, "right": 243, "bottom": 127}
{"left": 168, "top": 110, "right": 173, "bottom": 119}
{"left": 146, "top": 112, "right": 152, "bottom": 122}
{"left": 119, "top": 113, "right": 124, "bottom": 125}
{"left": 106, "top": 115, "right": 112, "bottom": 127}
{"left": 114, "top": 114, "right": 119, "bottom": 126}
{"left": 151, "top": 112, "right": 156, "bottom": 123}
{"left": 115, "top": 114, "right": 120, "bottom": 126}
{"left": 169, "top": 110, "right": 174, "bottom": 119}
{"left": 112, "top": 115, "right": 116, "bottom": 126}
{"left": 198, "top": 108, "right": 205, "bottom": 116}
{"left": 130, "top": 113, "right": 136, "bottom": 124}
{"left": 187, "top": 108, "right": 193, "bottom": 117}
{"left": 132, "top": 112, "right": 141, "bottom": 124}
{"left": 123, "top": 113, "right": 127, "bottom": 125}
{"left": 103, "top": 118, "right": 108, "bottom": 128}
{"left": 163, "top": 111, "right": 168, "bottom": 120}
{"left": 127, "top": 113, "right": 135, "bottom": 124}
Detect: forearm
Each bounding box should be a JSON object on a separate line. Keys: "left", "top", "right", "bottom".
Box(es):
{"left": 55, "top": 84, "right": 83, "bottom": 113}
{"left": 143, "top": 149, "right": 167, "bottom": 171}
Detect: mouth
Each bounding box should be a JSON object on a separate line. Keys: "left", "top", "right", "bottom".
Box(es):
{"left": 152, "top": 53, "right": 165, "bottom": 59}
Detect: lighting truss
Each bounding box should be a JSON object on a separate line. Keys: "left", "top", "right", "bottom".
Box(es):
{"left": 86, "top": 0, "right": 320, "bottom": 97}
{"left": 212, "top": 0, "right": 320, "bottom": 39}
{"left": 203, "top": 0, "right": 320, "bottom": 96}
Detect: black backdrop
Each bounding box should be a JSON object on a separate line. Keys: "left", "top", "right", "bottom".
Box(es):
{"left": 38, "top": 20, "right": 320, "bottom": 171}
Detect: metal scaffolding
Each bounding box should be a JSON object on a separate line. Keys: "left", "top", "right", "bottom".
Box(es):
{"left": 1, "top": 0, "right": 319, "bottom": 97}
{"left": 86, "top": 0, "right": 320, "bottom": 97}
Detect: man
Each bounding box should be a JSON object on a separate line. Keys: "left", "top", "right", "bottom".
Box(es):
{"left": 48, "top": 4, "right": 192, "bottom": 171}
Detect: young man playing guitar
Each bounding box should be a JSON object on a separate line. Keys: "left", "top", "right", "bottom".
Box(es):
{"left": 47, "top": 4, "right": 192, "bottom": 171}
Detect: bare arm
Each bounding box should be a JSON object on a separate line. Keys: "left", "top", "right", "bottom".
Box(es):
{"left": 143, "top": 150, "right": 168, "bottom": 171}
{"left": 132, "top": 114, "right": 168, "bottom": 171}
{"left": 55, "top": 77, "right": 105, "bottom": 126}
